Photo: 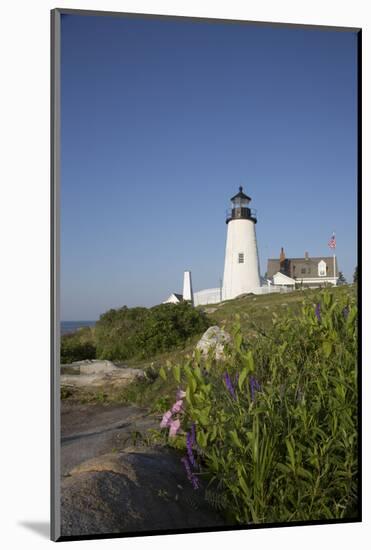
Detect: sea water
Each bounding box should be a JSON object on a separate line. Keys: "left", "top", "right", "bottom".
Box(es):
{"left": 61, "top": 321, "right": 96, "bottom": 335}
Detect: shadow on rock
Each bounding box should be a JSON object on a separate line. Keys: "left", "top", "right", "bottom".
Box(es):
{"left": 61, "top": 446, "right": 228, "bottom": 537}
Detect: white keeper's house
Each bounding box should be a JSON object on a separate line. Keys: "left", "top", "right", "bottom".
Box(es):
{"left": 267, "top": 247, "right": 338, "bottom": 289}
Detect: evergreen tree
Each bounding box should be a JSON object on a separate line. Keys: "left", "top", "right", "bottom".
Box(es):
{"left": 338, "top": 271, "right": 346, "bottom": 285}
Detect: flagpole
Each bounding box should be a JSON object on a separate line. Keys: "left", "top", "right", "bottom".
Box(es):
{"left": 333, "top": 252, "right": 336, "bottom": 286}
{"left": 328, "top": 232, "right": 336, "bottom": 286}
{"left": 333, "top": 232, "right": 336, "bottom": 286}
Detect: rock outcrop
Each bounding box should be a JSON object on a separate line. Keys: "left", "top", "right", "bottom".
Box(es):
{"left": 61, "top": 360, "right": 145, "bottom": 390}
{"left": 195, "top": 326, "right": 232, "bottom": 360}
{"left": 61, "top": 448, "right": 227, "bottom": 537}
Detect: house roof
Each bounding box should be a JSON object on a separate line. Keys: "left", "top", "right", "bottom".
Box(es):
{"left": 163, "top": 293, "right": 183, "bottom": 304}
{"left": 272, "top": 272, "right": 296, "bottom": 285}
{"left": 282, "top": 256, "right": 335, "bottom": 263}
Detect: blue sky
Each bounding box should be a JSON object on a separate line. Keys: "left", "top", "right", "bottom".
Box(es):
{"left": 61, "top": 14, "right": 358, "bottom": 321}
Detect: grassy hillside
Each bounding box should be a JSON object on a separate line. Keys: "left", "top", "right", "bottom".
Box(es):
{"left": 62, "top": 285, "right": 356, "bottom": 408}
{"left": 61, "top": 285, "right": 359, "bottom": 524}
{"left": 157, "top": 285, "right": 358, "bottom": 524}
{"left": 205, "top": 284, "right": 355, "bottom": 334}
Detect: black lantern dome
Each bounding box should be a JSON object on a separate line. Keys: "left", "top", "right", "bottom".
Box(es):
{"left": 226, "top": 186, "right": 257, "bottom": 224}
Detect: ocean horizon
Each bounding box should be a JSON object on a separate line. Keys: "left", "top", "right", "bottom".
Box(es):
{"left": 61, "top": 320, "right": 96, "bottom": 335}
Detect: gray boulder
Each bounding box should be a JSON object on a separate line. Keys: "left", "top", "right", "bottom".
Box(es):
{"left": 195, "top": 326, "right": 231, "bottom": 360}
{"left": 61, "top": 448, "right": 227, "bottom": 537}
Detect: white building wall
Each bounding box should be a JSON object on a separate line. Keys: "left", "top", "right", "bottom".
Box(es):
{"left": 253, "top": 285, "right": 292, "bottom": 295}
{"left": 193, "top": 288, "right": 222, "bottom": 306}
{"left": 222, "top": 218, "right": 261, "bottom": 300}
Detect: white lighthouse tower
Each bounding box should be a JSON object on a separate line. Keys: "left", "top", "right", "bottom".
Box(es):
{"left": 222, "top": 186, "right": 261, "bottom": 300}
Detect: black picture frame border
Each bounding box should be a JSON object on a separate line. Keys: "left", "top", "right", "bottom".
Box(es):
{"left": 51, "top": 7, "right": 362, "bottom": 542}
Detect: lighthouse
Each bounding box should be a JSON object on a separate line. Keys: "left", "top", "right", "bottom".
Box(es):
{"left": 222, "top": 186, "right": 261, "bottom": 300}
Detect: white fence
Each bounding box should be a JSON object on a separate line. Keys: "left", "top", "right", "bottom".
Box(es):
{"left": 193, "top": 284, "right": 294, "bottom": 305}
{"left": 252, "top": 285, "right": 294, "bottom": 295}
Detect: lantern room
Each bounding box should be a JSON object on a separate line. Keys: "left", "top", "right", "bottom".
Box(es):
{"left": 226, "top": 186, "right": 257, "bottom": 224}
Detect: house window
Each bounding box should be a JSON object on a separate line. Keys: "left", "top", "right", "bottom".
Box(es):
{"left": 318, "top": 260, "right": 326, "bottom": 276}
{"left": 301, "top": 268, "right": 306, "bottom": 274}
{"left": 238, "top": 253, "right": 244, "bottom": 263}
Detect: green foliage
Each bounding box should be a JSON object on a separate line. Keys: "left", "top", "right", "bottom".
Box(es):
{"left": 95, "top": 302, "right": 210, "bottom": 361}
{"left": 165, "top": 290, "right": 358, "bottom": 525}
{"left": 61, "top": 327, "right": 96, "bottom": 364}
{"left": 95, "top": 306, "right": 148, "bottom": 360}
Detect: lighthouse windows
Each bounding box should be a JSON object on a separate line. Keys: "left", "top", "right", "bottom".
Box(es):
{"left": 238, "top": 253, "right": 245, "bottom": 264}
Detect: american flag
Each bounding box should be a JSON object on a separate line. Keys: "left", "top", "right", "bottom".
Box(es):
{"left": 328, "top": 233, "right": 336, "bottom": 249}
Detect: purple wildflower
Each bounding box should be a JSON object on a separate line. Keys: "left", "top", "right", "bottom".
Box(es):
{"left": 224, "top": 372, "right": 236, "bottom": 399}
{"left": 249, "top": 376, "right": 261, "bottom": 402}
{"left": 181, "top": 456, "right": 200, "bottom": 490}
{"left": 190, "top": 423, "right": 196, "bottom": 445}
{"left": 186, "top": 430, "right": 197, "bottom": 468}
{"left": 343, "top": 306, "right": 349, "bottom": 319}
{"left": 315, "top": 303, "right": 321, "bottom": 322}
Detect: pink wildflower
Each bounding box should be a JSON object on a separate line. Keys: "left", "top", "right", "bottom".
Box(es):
{"left": 169, "top": 418, "right": 181, "bottom": 437}
{"left": 160, "top": 410, "right": 172, "bottom": 428}
{"left": 176, "top": 389, "right": 186, "bottom": 400}
{"left": 171, "top": 400, "right": 183, "bottom": 414}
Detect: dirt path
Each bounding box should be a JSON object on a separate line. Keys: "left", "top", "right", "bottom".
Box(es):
{"left": 61, "top": 401, "right": 159, "bottom": 475}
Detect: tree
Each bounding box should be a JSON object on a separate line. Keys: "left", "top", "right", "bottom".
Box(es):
{"left": 353, "top": 266, "right": 358, "bottom": 283}
{"left": 338, "top": 271, "right": 347, "bottom": 285}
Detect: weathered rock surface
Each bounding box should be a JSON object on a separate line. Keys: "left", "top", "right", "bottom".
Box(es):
{"left": 61, "top": 360, "right": 145, "bottom": 389}
{"left": 61, "top": 448, "right": 227, "bottom": 537}
{"left": 195, "top": 326, "right": 232, "bottom": 360}
{"left": 61, "top": 402, "right": 158, "bottom": 475}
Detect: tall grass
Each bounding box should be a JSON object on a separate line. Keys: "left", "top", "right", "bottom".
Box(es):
{"left": 160, "top": 290, "right": 358, "bottom": 524}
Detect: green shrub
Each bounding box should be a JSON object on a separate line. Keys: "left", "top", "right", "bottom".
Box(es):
{"left": 136, "top": 303, "right": 210, "bottom": 358}
{"left": 95, "top": 302, "right": 210, "bottom": 361}
{"left": 95, "top": 306, "right": 148, "bottom": 360}
{"left": 160, "top": 290, "right": 358, "bottom": 524}
{"left": 61, "top": 328, "right": 96, "bottom": 364}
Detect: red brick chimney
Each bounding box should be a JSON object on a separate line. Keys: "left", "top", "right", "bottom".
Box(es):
{"left": 279, "top": 247, "right": 286, "bottom": 274}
